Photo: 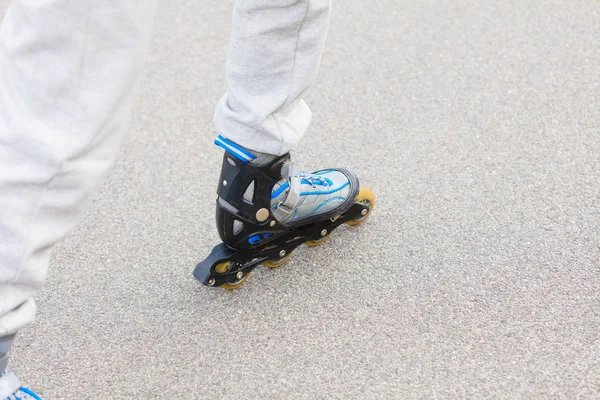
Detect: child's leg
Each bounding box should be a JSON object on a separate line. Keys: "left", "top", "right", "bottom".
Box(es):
{"left": 214, "top": 0, "right": 332, "bottom": 156}
{"left": 0, "top": 0, "right": 158, "bottom": 357}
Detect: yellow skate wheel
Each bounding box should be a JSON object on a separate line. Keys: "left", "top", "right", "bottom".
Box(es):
{"left": 306, "top": 231, "right": 332, "bottom": 247}
{"left": 221, "top": 272, "right": 251, "bottom": 290}
{"left": 213, "top": 261, "right": 251, "bottom": 290}
{"left": 263, "top": 252, "right": 293, "bottom": 269}
{"left": 346, "top": 187, "right": 375, "bottom": 226}
{"left": 214, "top": 261, "right": 233, "bottom": 274}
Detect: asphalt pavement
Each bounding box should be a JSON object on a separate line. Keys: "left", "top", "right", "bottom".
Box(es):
{"left": 5, "top": 0, "right": 600, "bottom": 398}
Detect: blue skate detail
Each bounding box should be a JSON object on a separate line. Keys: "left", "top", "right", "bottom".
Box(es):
{"left": 300, "top": 181, "right": 349, "bottom": 196}
{"left": 214, "top": 135, "right": 257, "bottom": 163}
{"left": 271, "top": 181, "right": 289, "bottom": 199}
{"left": 310, "top": 196, "right": 346, "bottom": 215}
{"left": 248, "top": 235, "right": 261, "bottom": 244}
{"left": 0, "top": 370, "right": 42, "bottom": 400}
{"left": 16, "top": 387, "right": 42, "bottom": 400}
{"left": 300, "top": 177, "right": 331, "bottom": 187}
{"left": 297, "top": 172, "right": 332, "bottom": 187}
{"left": 248, "top": 233, "right": 273, "bottom": 244}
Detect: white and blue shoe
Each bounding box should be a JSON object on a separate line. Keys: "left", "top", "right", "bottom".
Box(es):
{"left": 0, "top": 371, "right": 41, "bottom": 400}
{"left": 270, "top": 169, "right": 358, "bottom": 228}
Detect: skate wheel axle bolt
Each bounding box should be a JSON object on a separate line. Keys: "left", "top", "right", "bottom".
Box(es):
{"left": 361, "top": 209, "right": 368, "bottom": 216}
{"left": 321, "top": 229, "right": 328, "bottom": 237}
{"left": 256, "top": 208, "right": 269, "bottom": 222}
{"left": 279, "top": 250, "right": 286, "bottom": 258}
{"left": 208, "top": 278, "right": 215, "bottom": 286}
{"left": 236, "top": 271, "right": 244, "bottom": 280}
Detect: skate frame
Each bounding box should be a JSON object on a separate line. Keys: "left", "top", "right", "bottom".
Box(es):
{"left": 193, "top": 201, "right": 369, "bottom": 288}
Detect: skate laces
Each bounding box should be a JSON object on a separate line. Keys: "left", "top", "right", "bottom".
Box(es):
{"left": 0, "top": 370, "right": 41, "bottom": 400}
{"left": 296, "top": 171, "right": 331, "bottom": 189}
{"left": 272, "top": 172, "right": 331, "bottom": 215}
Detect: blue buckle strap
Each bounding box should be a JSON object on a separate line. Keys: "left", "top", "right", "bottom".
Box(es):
{"left": 214, "top": 135, "right": 257, "bottom": 163}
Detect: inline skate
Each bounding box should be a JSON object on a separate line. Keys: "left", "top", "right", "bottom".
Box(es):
{"left": 193, "top": 135, "right": 375, "bottom": 289}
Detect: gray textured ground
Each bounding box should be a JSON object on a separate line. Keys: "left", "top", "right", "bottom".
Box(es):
{"left": 4, "top": 0, "right": 600, "bottom": 398}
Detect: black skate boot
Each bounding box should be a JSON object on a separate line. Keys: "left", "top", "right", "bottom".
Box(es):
{"left": 193, "top": 135, "right": 375, "bottom": 289}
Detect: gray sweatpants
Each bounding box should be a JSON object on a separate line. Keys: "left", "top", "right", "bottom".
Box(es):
{"left": 0, "top": 0, "right": 330, "bottom": 349}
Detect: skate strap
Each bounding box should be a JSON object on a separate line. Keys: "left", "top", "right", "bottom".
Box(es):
{"left": 280, "top": 161, "right": 294, "bottom": 180}
{"left": 277, "top": 175, "right": 302, "bottom": 213}
{"left": 0, "top": 370, "right": 21, "bottom": 398}
{"left": 214, "top": 135, "right": 257, "bottom": 163}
